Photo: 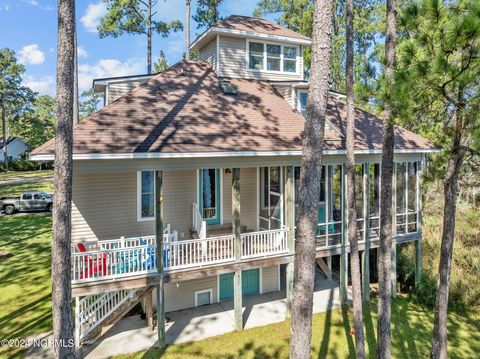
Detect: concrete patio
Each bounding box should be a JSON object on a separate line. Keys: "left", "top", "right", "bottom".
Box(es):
{"left": 25, "top": 269, "right": 347, "bottom": 359}
{"left": 79, "top": 270, "right": 345, "bottom": 359}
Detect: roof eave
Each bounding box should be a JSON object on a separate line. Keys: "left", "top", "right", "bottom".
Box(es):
{"left": 190, "top": 27, "right": 312, "bottom": 51}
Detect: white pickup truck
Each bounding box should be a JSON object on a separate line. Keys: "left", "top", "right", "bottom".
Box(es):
{"left": 0, "top": 191, "right": 53, "bottom": 215}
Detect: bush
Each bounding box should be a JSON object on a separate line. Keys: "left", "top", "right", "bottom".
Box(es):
{"left": 4, "top": 159, "right": 53, "bottom": 171}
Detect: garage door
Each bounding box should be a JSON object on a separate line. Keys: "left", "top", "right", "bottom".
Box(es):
{"left": 219, "top": 269, "right": 260, "bottom": 300}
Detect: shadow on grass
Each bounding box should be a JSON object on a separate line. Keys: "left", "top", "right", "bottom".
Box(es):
{"left": 341, "top": 304, "right": 356, "bottom": 358}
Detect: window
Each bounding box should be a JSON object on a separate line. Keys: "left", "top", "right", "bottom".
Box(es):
{"left": 138, "top": 171, "right": 155, "bottom": 221}
{"left": 259, "top": 167, "right": 283, "bottom": 230}
{"left": 297, "top": 91, "right": 308, "bottom": 116}
{"left": 22, "top": 194, "right": 32, "bottom": 200}
{"left": 195, "top": 289, "right": 213, "bottom": 307}
{"left": 247, "top": 41, "right": 299, "bottom": 73}
{"left": 266, "top": 44, "right": 281, "bottom": 71}
{"left": 249, "top": 42, "right": 264, "bottom": 70}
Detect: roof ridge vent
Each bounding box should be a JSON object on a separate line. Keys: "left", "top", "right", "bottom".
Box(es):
{"left": 219, "top": 80, "right": 237, "bottom": 95}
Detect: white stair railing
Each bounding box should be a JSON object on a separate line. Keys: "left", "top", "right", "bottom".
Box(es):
{"left": 75, "top": 288, "right": 136, "bottom": 344}
{"left": 192, "top": 203, "right": 207, "bottom": 239}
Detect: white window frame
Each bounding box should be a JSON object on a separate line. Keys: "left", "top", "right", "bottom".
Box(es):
{"left": 246, "top": 39, "right": 299, "bottom": 75}
{"left": 137, "top": 170, "right": 156, "bottom": 222}
{"left": 194, "top": 288, "right": 213, "bottom": 307}
{"left": 296, "top": 90, "right": 308, "bottom": 116}
{"left": 258, "top": 166, "right": 284, "bottom": 230}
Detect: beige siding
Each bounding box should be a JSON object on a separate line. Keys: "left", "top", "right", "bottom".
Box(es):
{"left": 162, "top": 276, "right": 218, "bottom": 312}
{"left": 107, "top": 79, "right": 149, "bottom": 104}
{"left": 199, "top": 38, "right": 217, "bottom": 72}
{"left": 274, "top": 84, "right": 294, "bottom": 108}
{"left": 262, "top": 265, "right": 280, "bottom": 293}
{"left": 72, "top": 170, "right": 196, "bottom": 242}
{"left": 222, "top": 167, "right": 257, "bottom": 230}
{"left": 218, "top": 36, "right": 303, "bottom": 81}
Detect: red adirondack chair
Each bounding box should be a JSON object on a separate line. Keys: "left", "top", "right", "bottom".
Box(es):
{"left": 76, "top": 243, "right": 108, "bottom": 279}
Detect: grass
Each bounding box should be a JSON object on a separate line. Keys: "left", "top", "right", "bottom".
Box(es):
{"left": 0, "top": 170, "right": 53, "bottom": 182}
{"left": 0, "top": 181, "right": 54, "bottom": 198}
{"left": 0, "top": 214, "right": 52, "bottom": 358}
{"left": 113, "top": 298, "right": 480, "bottom": 359}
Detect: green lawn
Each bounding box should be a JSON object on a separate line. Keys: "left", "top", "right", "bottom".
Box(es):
{"left": 115, "top": 299, "right": 480, "bottom": 359}
{"left": 0, "top": 170, "right": 53, "bottom": 182}
{"left": 0, "top": 181, "right": 54, "bottom": 198}
{"left": 0, "top": 214, "right": 52, "bottom": 358}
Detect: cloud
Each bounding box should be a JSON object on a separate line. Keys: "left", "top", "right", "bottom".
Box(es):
{"left": 24, "top": 75, "right": 55, "bottom": 95}
{"left": 0, "top": 3, "right": 11, "bottom": 11}
{"left": 81, "top": 2, "right": 107, "bottom": 33}
{"left": 22, "top": 0, "right": 38, "bottom": 5}
{"left": 18, "top": 44, "right": 45, "bottom": 65}
{"left": 77, "top": 46, "right": 88, "bottom": 58}
{"left": 78, "top": 58, "right": 145, "bottom": 90}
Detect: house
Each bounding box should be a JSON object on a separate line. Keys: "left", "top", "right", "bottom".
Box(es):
{"left": 31, "top": 15, "right": 436, "bottom": 346}
{"left": 1, "top": 137, "right": 29, "bottom": 162}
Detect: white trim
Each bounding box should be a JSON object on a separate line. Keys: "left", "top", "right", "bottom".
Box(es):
{"left": 216, "top": 34, "right": 220, "bottom": 74}
{"left": 219, "top": 168, "right": 224, "bottom": 225}
{"left": 256, "top": 167, "right": 260, "bottom": 231}
{"left": 30, "top": 148, "right": 441, "bottom": 161}
{"left": 296, "top": 89, "right": 308, "bottom": 115}
{"left": 94, "top": 74, "right": 154, "bottom": 87}
{"left": 277, "top": 264, "right": 281, "bottom": 291}
{"left": 246, "top": 39, "right": 300, "bottom": 75}
{"left": 259, "top": 267, "right": 263, "bottom": 294}
{"left": 216, "top": 275, "right": 221, "bottom": 303}
{"left": 190, "top": 27, "right": 311, "bottom": 51}
{"left": 194, "top": 288, "right": 213, "bottom": 307}
{"left": 136, "top": 171, "right": 156, "bottom": 222}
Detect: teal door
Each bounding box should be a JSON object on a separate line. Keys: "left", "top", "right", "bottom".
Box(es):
{"left": 199, "top": 169, "right": 221, "bottom": 225}
{"left": 219, "top": 269, "right": 260, "bottom": 300}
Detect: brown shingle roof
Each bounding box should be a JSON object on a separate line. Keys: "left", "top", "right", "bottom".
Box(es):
{"left": 32, "top": 61, "right": 434, "bottom": 157}
{"left": 215, "top": 15, "right": 311, "bottom": 41}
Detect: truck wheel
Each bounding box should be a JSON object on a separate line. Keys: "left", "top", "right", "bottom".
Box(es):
{"left": 47, "top": 204, "right": 53, "bottom": 212}
{"left": 3, "top": 205, "right": 15, "bottom": 215}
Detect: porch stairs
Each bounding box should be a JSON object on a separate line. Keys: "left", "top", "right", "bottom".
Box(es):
{"left": 76, "top": 286, "right": 154, "bottom": 345}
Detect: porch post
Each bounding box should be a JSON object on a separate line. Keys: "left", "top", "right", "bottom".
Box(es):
{"left": 284, "top": 166, "right": 295, "bottom": 318}
{"left": 74, "top": 297, "right": 80, "bottom": 348}
{"left": 232, "top": 167, "right": 243, "bottom": 330}
{"left": 391, "top": 164, "right": 397, "bottom": 298}
{"left": 155, "top": 170, "right": 166, "bottom": 349}
{"left": 415, "top": 161, "right": 423, "bottom": 287}
{"left": 362, "top": 163, "right": 371, "bottom": 301}
{"left": 340, "top": 164, "right": 349, "bottom": 304}
{"left": 145, "top": 293, "right": 154, "bottom": 331}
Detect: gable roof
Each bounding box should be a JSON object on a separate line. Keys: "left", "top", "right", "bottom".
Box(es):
{"left": 190, "top": 15, "right": 311, "bottom": 51}
{"left": 215, "top": 15, "right": 311, "bottom": 41}
{"left": 0, "top": 137, "right": 28, "bottom": 150}
{"left": 31, "top": 61, "right": 435, "bottom": 159}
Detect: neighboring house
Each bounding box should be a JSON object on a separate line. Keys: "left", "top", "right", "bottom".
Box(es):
{"left": 1, "top": 137, "right": 29, "bottom": 162}
{"left": 31, "top": 15, "right": 436, "bottom": 346}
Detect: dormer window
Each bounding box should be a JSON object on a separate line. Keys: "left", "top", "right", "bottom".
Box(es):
{"left": 248, "top": 40, "right": 299, "bottom": 74}
{"left": 297, "top": 90, "right": 308, "bottom": 116}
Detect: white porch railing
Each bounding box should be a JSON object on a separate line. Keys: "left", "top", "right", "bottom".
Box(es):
{"left": 76, "top": 288, "right": 134, "bottom": 343}
{"left": 192, "top": 203, "right": 207, "bottom": 239}
{"left": 71, "top": 227, "right": 289, "bottom": 284}
{"left": 241, "top": 226, "right": 288, "bottom": 259}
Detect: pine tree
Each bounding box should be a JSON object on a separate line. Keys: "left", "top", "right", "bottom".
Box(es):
{"left": 98, "top": 0, "right": 183, "bottom": 74}
{"left": 193, "top": 0, "right": 223, "bottom": 29}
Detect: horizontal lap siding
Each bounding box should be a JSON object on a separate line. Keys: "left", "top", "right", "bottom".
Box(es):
{"left": 262, "top": 265, "right": 280, "bottom": 293}
{"left": 107, "top": 79, "right": 149, "bottom": 104}
{"left": 274, "top": 84, "right": 294, "bottom": 108}
{"left": 162, "top": 276, "right": 218, "bottom": 312}
{"left": 72, "top": 170, "right": 196, "bottom": 242}
{"left": 218, "top": 36, "right": 303, "bottom": 81}
{"left": 222, "top": 168, "right": 257, "bottom": 230}
{"left": 199, "top": 39, "right": 217, "bottom": 72}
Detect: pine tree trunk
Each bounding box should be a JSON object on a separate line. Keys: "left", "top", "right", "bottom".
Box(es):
{"left": 431, "top": 109, "right": 465, "bottom": 359}
{"left": 377, "top": 0, "right": 396, "bottom": 358}
{"left": 185, "top": 0, "right": 191, "bottom": 60}
{"left": 147, "top": 0, "right": 152, "bottom": 74}
{"left": 345, "top": 0, "right": 365, "bottom": 356}
{"left": 73, "top": 9, "right": 79, "bottom": 124}
{"left": 1, "top": 101, "right": 8, "bottom": 169}
{"left": 289, "top": 0, "right": 332, "bottom": 357}
{"left": 52, "top": 0, "right": 75, "bottom": 357}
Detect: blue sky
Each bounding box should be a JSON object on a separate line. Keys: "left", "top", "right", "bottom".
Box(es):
{"left": 0, "top": 0, "right": 267, "bottom": 96}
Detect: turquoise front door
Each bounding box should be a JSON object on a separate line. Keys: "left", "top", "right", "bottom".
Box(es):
{"left": 199, "top": 169, "right": 221, "bottom": 225}
{"left": 219, "top": 269, "right": 260, "bottom": 300}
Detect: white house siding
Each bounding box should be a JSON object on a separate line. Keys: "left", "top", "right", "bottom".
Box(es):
{"left": 71, "top": 170, "right": 197, "bottom": 242}
{"left": 107, "top": 79, "right": 150, "bottom": 104}
{"left": 222, "top": 167, "right": 257, "bottom": 230}
{"left": 199, "top": 38, "right": 217, "bottom": 73}
{"left": 1, "top": 139, "right": 28, "bottom": 162}
{"left": 218, "top": 36, "right": 304, "bottom": 81}
{"left": 273, "top": 84, "right": 294, "bottom": 108}
{"left": 157, "top": 264, "right": 280, "bottom": 313}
